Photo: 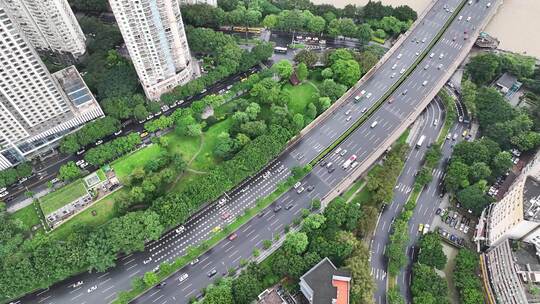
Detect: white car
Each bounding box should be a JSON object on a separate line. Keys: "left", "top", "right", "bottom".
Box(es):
{"left": 351, "top": 161, "right": 359, "bottom": 169}
{"left": 0, "top": 191, "right": 8, "bottom": 198}
{"left": 335, "top": 147, "right": 342, "bottom": 154}
{"left": 366, "top": 93, "right": 372, "bottom": 98}
{"left": 76, "top": 160, "right": 85, "bottom": 166}
{"left": 87, "top": 285, "right": 97, "bottom": 293}
{"left": 400, "top": 68, "right": 406, "bottom": 74}
{"left": 466, "top": 16, "right": 471, "bottom": 22}
{"left": 391, "top": 64, "right": 397, "bottom": 70}
{"left": 391, "top": 72, "right": 396, "bottom": 78}
{"left": 143, "top": 257, "right": 152, "bottom": 264}
{"left": 0, "top": 187, "right": 6, "bottom": 193}
{"left": 433, "top": 119, "right": 438, "bottom": 126}
{"left": 345, "top": 109, "right": 351, "bottom": 115}
{"left": 346, "top": 116, "right": 352, "bottom": 121}
{"left": 179, "top": 273, "right": 189, "bottom": 282}
{"left": 294, "top": 182, "right": 302, "bottom": 189}
{"left": 429, "top": 52, "right": 435, "bottom": 58}
{"left": 340, "top": 149, "right": 347, "bottom": 156}
{"left": 114, "top": 130, "right": 123, "bottom": 136}
{"left": 397, "top": 53, "right": 402, "bottom": 59}
{"left": 176, "top": 226, "right": 186, "bottom": 234}
{"left": 95, "top": 140, "right": 103, "bottom": 146}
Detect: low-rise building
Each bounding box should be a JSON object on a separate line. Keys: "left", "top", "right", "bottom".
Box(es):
{"left": 299, "top": 257, "right": 351, "bottom": 304}
{"left": 495, "top": 72, "right": 522, "bottom": 100}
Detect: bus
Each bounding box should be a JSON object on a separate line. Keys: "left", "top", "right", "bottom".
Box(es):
{"left": 416, "top": 135, "right": 426, "bottom": 148}
{"left": 273, "top": 46, "right": 287, "bottom": 54}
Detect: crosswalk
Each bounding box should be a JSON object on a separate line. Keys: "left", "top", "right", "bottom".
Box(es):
{"left": 371, "top": 267, "right": 387, "bottom": 281}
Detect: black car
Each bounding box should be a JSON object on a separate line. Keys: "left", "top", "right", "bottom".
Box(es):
{"left": 156, "top": 282, "right": 167, "bottom": 289}
{"left": 257, "top": 211, "right": 265, "bottom": 217}
{"left": 307, "top": 185, "right": 315, "bottom": 192}
{"left": 208, "top": 269, "right": 217, "bottom": 277}
{"left": 435, "top": 208, "right": 442, "bottom": 215}
{"left": 273, "top": 205, "right": 282, "bottom": 212}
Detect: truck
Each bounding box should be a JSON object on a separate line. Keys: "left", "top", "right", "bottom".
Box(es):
{"left": 342, "top": 154, "right": 357, "bottom": 169}
{"left": 416, "top": 135, "right": 426, "bottom": 148}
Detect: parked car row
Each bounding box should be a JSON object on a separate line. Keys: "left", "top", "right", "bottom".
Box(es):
{"left": 437, "top": 227, "right": 465, "bottom": 246}
{"left": 438, "top": 208, "right": 472, "bottom": 234}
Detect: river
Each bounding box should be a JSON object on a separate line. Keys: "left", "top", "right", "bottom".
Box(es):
{"left": 311, "top": 0, "right": 540, "bottom": 59}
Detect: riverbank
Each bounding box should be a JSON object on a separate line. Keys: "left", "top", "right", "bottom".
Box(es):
{"left": 311, "top": 0, "right": 540, "bottom": 59}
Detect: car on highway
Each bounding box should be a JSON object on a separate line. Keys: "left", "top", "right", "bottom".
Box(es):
{"left": 212, "top": 226, "right": 221, "bottom": 233}
{"left": 422, "top": 80, "right": 428, "bottom": 86}
{"left": 307, "top": 185, "right": 315, "bottom": 192}
{"left": 296, "top": 186, "right": 305, "bottom": 194}
{"left": 114, "top": 130, "right": 123, "bottom": 136}
{"left": 87, "top": 285, "right": 97, "bottom": 293}
{"left": 156, "top": 282, "right": 167, "bottom": 289}
{"left": 390, "top": 72, "right": 396, "bottom": 78}
{"left": 175, "top": 225, "right": 185, "bottom": 234}
{"left": 346, "top": 116, "right": 352, "bottom": 121}
{"left": 208, "top": 269, "right": 217, "bottom": 277}
{"left": 95, "top": 140, "right": 103, "bottom": 146}
{"left": 402, "top": 89, "right": 408, "bottom": 95}
{"left": 228, "top": 233, "right": 238, "bottom": 241}
{"left": 429, "top": 52, "right": 435, "bottom": 58}
{"left": 391, "top": 64, "right": 397, "bottom": 70}
{"left": 361, "top": 107, "right": 367, "bottom": 113}
{"left": 458, "top": 15, "right": 463, "bottom": 21}
{"left": 221, "top": 211, "right": 231, "bottom": 220}
{"left": 76, "top": 149, "right": 85, "bottom": 155}
{"left": 433, "top": 119, "right": 438, "bottom": 126}
{"left": 285, "top": 203, "right": 294, "bottom": 210}
{"left": 388, "top": 97, "right": 394, "bottom": 104}
{"left": 328, "top": 167, "right": 335, "bottom": 173}
{"left": 466, "top": 16, "right": 471, "bottom": 22}
{"left": 143, "top": 257, "right": 152, "bottom": 264}
{"left": 424, "top": 64, "right": 429, "bottom": 70}
{"left": 351, "top": 161, "right": 359, "bottom": 169}
{"left": 140, "top": 132, "right": 149, "bottom": 138}
{"left": 397, "top": 53, "right": 402, "bottom": 59}
{"left": 439, "top": 53, "right": 444, "bottom": 59}
{"left": 273, "top": 205, "right": 282, "bottom": 212}
{"left": 366, "top": 92, "right": 372, "bottom": 98}
{"left": 400, "top": 68, "right": 406, "bottom": 74}
{"left": 370, "top": 121, "right": 378, "bottom": 128}
{"left": 218, "top": 197, "right": 227, "bottom": 206}
{"left": 190, "top": 258, "right": 199, "bottom": 266}
{"left": 446, "top": 133, "right": 451, "bottom": 140}
{"left": 345, "top": 109, "right": 351, "bottom": 115}
{"left": 452, "top": 133, "right": 458, "bottom": 140}
{"left": 421, "top": 37, "right": 427, "bottom": 43}
{"left": 418, "top": 224, "right": 424, "bottom": 232}
{"left": 178, "top": 273, "right": 189, "bottom": 282}
{"left": 437, "top": 64, "right": 443, "bottom": 70}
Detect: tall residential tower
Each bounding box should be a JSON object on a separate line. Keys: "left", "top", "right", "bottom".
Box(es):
{"left": 179, "top": 0, "right": 217, "bottom": 6}
{"left": 0, "top": 0, "right": 86, "bottom": 58}
{"left": 109, "top": 0, "right": 196, "bottom": 100}
{"left": 0, "top": 8, "right": 103, "bottom": 170}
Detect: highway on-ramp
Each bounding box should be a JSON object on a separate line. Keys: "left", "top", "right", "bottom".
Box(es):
{"left": 18, "top": 0, "right": 498, "bottom": 303}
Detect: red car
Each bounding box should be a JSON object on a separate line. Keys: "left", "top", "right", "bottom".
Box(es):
{"left": 221, "top": 212, "right": 231, "bottom": 220}
{"left": 388, "top": 97, "right": 395, "bottom": 104}
{"left": 228, "top": 233, "right": 237, "bottom": 241}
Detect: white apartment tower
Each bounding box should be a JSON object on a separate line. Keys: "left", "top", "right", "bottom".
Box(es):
{"left": 179, "top": 0, "right": 217, "bottom": 6}
{"left": 0, "top": 8, "right": 103, "bottom": 170}
{"left": 109, "top": 0, "right": 195, "bottom": 100}
{"left": 484, "top": 150, "right": 540, "bottom": 248}
{"left": 0, "top": 0, "right": 86, "bottom": 58}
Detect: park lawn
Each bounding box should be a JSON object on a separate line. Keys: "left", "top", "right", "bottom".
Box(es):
{"left": 97, "top": 169, "right": 106, "bottom": 181}
{"left": 342, "top": 179, "right": 366, "bottom": 202}
{"left": 12, "top": 204, "right": 41, "bottom": 230}
{"left": 50, "top": 192, "right": 118, "bottom": 240}
{"left": 112, "top": 144, "right": 165, "bottom": 181}
{"left": 284, "top": 82, "right": 319, "bottom": 115}
{"left": 190, "top": 119, "right": 233, "bottom": 171}
{"left": 39, "top": 180, "right": 88, "bottom": 215}
{"left": 166, "top": 133, "right": 201, "bottom": 164}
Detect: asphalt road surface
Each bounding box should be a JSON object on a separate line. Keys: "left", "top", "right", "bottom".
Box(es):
{"left": 17, "top": 0, "right": 497, "bottom": 303}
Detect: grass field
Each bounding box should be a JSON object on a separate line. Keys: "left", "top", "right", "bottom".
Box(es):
{"left": 112, "top": 144, "right": 165, "bottom": 181}
{"left": 342, "top": 180, "right": 366, "bottom": 202}
{"left": 50, "top": 192, "right": 118, "bottom": 240}
{"left": 284, "top": 82, "right": 319, "bottom": 115}
{"left": 11, "top": 204, "right": 41, "bottom": 230}
{"left": 39, "top": 180, "right": 88, "bottom": 215}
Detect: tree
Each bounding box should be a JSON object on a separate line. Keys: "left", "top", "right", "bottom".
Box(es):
{"left": 466, "top": 53, "right": 501, "bottom": 85}
{"left": 296, "top": 63, "right": 308, "bottom": 82}
{"left": 232, "top": 273, "right": 262, "bottom": 304}
{"left": 454, "top": 249, "right": 483, "bottom": 304}
{"left": 273, "top": 60, "right": 294, "bottom": 79}
{"left": 306, "top": 15, "right": 326, "bottom": 34}
{"left": 356, "top": 23, "right": 373, "bottom": 45}
{"left": 59, "top": 161, "right": 83, "bottom": 182}
{"left": 319, "top": 79, "right": 347, "bottom": 101}
{"left": 417, "top": 233, "right": 447, "bottom": 270}
{"left": 133, "top": 104, "right": 149, "bottom": 121}
{"left": 411, "top": 264, "right": 449, "bottom": 303}
{"left": 283, "top": 232, "right": 308, "bottom": 254}
{"left": 302, "top": 213, "right": 326, "bottom": 232}
{"left": 292, "top": 113, "right": 305, "bottom": 132}
{"left": 461, "top": 79, "right": 477, "bottom": 117}
{"left": 214, "top": 132, "right": 235, "bottom": 159}
{"left": 203, "top": 279, "right": 234, "bottom": 304}
{"left": 332, "top": 59, "right": 361, "bottom": 87}
{"left": 416, "top": 167, "right": 433, "bottom": 187}
{"left": 491, "top": 151, "right": 513, "bottom": 176}
{"left": 388, "top": 287, "right": 406, "bottom": 304}
{"left": 445, "top": 161, "right": 470, "bottom": 192}
{"left": 143, "top": 271, "right": 159, "bottom": 286}
{"left": 393, "top": 5, "right": 418, "bottom": 21}
{"left": 345, "top": 243, "right": 375, "bottom": 304}
{"left": 357, "top": 48, "right": 379, "bottom": 72}
{"left": 457, "top": 182, "right": 489, "bottom": 215}
{"left": 305, "top": 102, "right": 317, "bottom": 120}
{"left": 469, "top": 162, "right": 492, "bottom": 183}
{"left": 294, "top": 49, "right": 318, "bottom": 67}
{"left": 321, "top": 67, "right": 334, "bottom": 79}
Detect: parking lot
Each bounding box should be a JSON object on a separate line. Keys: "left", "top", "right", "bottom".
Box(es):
{"left": 429, "top": 194, "right": 476, "bottom": 249}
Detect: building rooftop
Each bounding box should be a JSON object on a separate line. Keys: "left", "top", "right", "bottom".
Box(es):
{"left": 496, "top": 72, "right": 518, "bottom": 90}
{"left": 300, "top": 258, "right": 350, "bottom": 304}
{"left": 52, "top": 66, "right": 95, "bottom": 106}
{"left": 523, "top": 176, "right": 540, "bottom": 222}
{"left": 511, "top": 241, "right": 540, "bottom": 302}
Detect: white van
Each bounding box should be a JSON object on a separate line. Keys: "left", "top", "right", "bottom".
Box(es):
{"left": 370, "top": 121, "right": 378, "bottom": 128}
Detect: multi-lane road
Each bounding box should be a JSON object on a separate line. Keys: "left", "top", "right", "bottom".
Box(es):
{"left": 17, "top": 0, "right": 499, "bottom": 303}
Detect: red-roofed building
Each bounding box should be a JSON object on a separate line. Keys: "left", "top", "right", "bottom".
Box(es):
{"left": 299, "top": 257, "right": 351, "bottom": 304}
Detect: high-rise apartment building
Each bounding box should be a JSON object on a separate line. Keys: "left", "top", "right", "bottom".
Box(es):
{"left": 480, "top": 150, "right": 540, "bottom": 248}
{"left": 0, "top": 8, "right": 103, "bottom": 170}
{"left": 0, "top": 0, "right": 86, "bottom": 58}
{"left": 179, "top": 0, "right": 217, "bottom": 6}
{"left": 109, "top": 0, "right": 196, "bottom": 100}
